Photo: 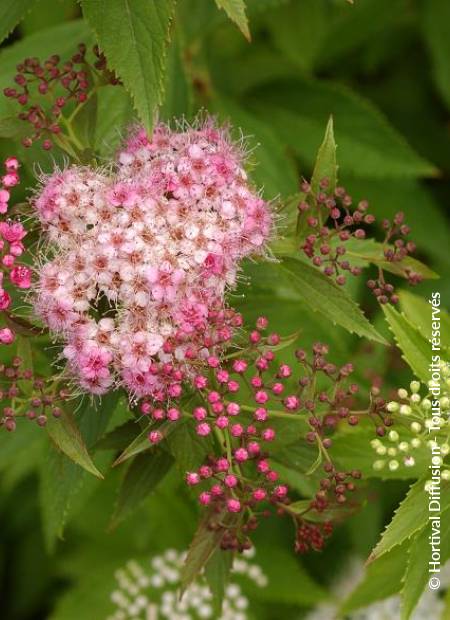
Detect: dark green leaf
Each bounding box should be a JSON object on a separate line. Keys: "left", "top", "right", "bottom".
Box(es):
{"left": 111, "top": 448, "right": 174, "bottom": 526}
{"left": 204, "top": 549, "right": 233, "bottom": 616}
{"left": 46, "top": 410, "right": 103, "bottom": 479}
{"left": 271, "top": 257, "right": 388, "bottom": 344}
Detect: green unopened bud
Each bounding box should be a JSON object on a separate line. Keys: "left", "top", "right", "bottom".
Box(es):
{"left": 410, "top": 381, "right": 421, "bottom": 393}
{"left": 410, "top": 393, "right": 421, "bottom": 404}
{"left": 370, "top": 439, "right": 381, "bottom": 449}
{"left": 388, "top": 430, "right": 399, "bottom": 442}
{"left": 421, "top": 399, "right": 432, "bottom": 411}
{"left": 442, "top": 469, "right": 450, "bottom": 481}
{"left": 387, "top": 447, "right": 397, "bottom": 457}
{"left": 404, "top": 456, "right": 415, "bottom": 467}
{"left": 389, "top": 460, "right": 399, "bottom": 471}
{"left": 376, "top": 445, "right": 387, "bottom": 456}
{"left": 387, "top": 401, "right": 399, "bottom": 412}
{"left": 410, "top": 422, "right": 422, "bottom": 433}
{"left": 373, "top": 460, "right": 385, "bottom": 471}
{"left": 440, "top": 397, "right": 449, "bottom": 410}
{"left": 398, "top": 388, "right": 408, "bottom": 399}
{"left": 399, "top": 404, "right": 412, "bottom": 415}
{"left": 411, "top": 438, "right": 422, "bottom": 448}
{"left": 399, "top": 441, "right": 409, "bottom": 452}
{"left": 441, "top": 443, "right": 450, "bottom": 456}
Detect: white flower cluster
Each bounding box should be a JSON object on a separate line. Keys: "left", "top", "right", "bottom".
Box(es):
{"left": 107, "top": 548, "right": 267, "bottom": 620}
{"left": 370, "top": 367, "right": 450, "bottom": 474}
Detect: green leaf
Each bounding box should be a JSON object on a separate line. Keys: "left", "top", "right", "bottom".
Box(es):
{"left": 16, "top": 335, "right": 33, "bottom": 396}
{"left": 310, "top": 115, "right": 337, "bottom": 196}
{"left": 112, "top": 420, "right": 177, "bottom": 466}
{"left": 341, "top": 541, "right": 409, "bottom": 614}
{"left": 268, "top": 0, "right": 327, "bottom": 73}
{"left": 111, "top": 448, "right": 174, "bottom": 526}
{"left": 215, "top": 0, "right": 250, "bottom": 40}
{"left": 399, "top": 290, "right": 450, "bottom": 349}
{"left": 423, "top": 0, "right": 450, "bottom": 110}
{"left": 342, "top": 238, "right": 438, "bottom": 281}
{"left": 159, "top": 25, "right": 193, "bottom": 121}
{"left": 94, "top": 85, "right": 134, "bottom": 156}
{"left": 46, "top": 410, "right": 104, "bottom": 479}
{"left": 81, "top": 0, "right": 177, "bottom": 133}
{"left": 271, "top": 257, "right": 388, "bottom": 344}
{"left": 204, "top": 549, "right": 233, "bottom": 616}
{"left": 247, "top": 79, "right": 436, "bottom": 178}
{"left": 181, "top": 510, "right": 234, "bottom": 593}
{"left": 95, "top": 420, "right": 140, "bottom": 451}
{"left": 0, "top": 116, "right": 28, "bottom": 138}
{"left": 400, "top": 506, "right": 450, "bottom": 620}
{"left": 165, "top": 418, "right": 214, "bottom": 472}
{"left": 369, "top": 479, "right": 450, "bottom": 562}
{"left": 382, "top": 304, "right": 430, "bottom": 383}
{"left": 39, "top": 393, "right": 120, "bottom": 551}
{"left": 0, "top": 0, "right": 39, "bottom": 45}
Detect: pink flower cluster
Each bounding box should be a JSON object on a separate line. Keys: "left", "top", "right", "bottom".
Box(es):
{"left": 0, "top": 158, "right": 32, "bottom": 345}
{"left": 32, "top": 119, "right": 272, "bottom": 396}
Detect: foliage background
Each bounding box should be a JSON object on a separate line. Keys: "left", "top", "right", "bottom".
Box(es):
{"left": 0, "top": 0, "right": 449, "bottom": 618}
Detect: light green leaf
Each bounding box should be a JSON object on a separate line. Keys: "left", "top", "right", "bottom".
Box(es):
{"left": 400, "top": 506, "right": 450, "bottom": 620}
{"left": 341, "top": 541, "right": 409, "bottom": 614}
{"left": 399, "top": 290, "right": 450, "bottom": 349}
{"left": 247, "top": 79, "right": 436, "bottom": 178}
{"left": 423, "top": 0, "right": 450, "bottom": 110}
{"left": 272, "top": 257, "right": 388, "bottom": 344}
{"left": 369, "top": 479, "right": 450, "bottom": 562}
{"left": 111, "top": 448, "right": 174, "bottom": 527}
{"left": 0, "top": 0, "right": 39, "bottom": 45}
{"left": 81, "top": 0, "right": 176, "bottom": 133}
{"left": 382, "top": 304, "right": 430, "bottom": 383}
{"left": 46, "top": 410, "right": 104, "bottom": 479}
{"left": 215, "top": 0, "right": 250, "bottom": 40}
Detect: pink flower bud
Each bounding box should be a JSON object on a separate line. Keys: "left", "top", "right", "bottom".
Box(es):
{"left": 230, "top": 423, "right": 243, "bottom": 437}
{"left": 193, "top": 406, "right": 207, "bottom": 421}
{"left": 262, "top": 428, "right": 276, "bottom": 442}
{"left": 252, "top": 488, "right": 267, "bottom": 502}
{"left": 148, "top": 430, "right": 162, "bottom": 444}
{"left": 199, "top": 491, "right": 211, "bottom": 505}
{"left": 254, "top": 407, "right": 268, "bottom": 422}
{"left": 255, "top": 390, "right": 269, "bottom": 404}
{"left": 226, "top": 402, "right": 240, "bottom": 416}
{"left": 232, "top": 359, "right": 247, "bottom": 373}
{"left": 0, "top": 327, "right": 15, "bottom": 344}
{"left": 234, "top": 447, "right": 248, "bottom": 462}
{"left": 224, "top": 474, "right": 238, "bottom": 488}
{"left": 186, "top": 472, "right": 200, "bottom": 485}
{"left": 215, "top": 415, "right": 228, "bottom": 429}
{"left": 227, "top": 498, "right": 241, "bottom": 513}
{"left": 196, "top": 422, "right": 211, "bottom": 436}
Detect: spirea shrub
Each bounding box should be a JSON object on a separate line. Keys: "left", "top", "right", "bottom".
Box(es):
{"left": 0, "top": 25, "right": 448, "bottom": 620}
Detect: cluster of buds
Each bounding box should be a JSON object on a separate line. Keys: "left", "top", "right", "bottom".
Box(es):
{"left": 3, "top": 44, "right": 118, "bottom": 151}
{"left": 108, "top": 548, "right": 267, "bottom": 620}
{"left": 140, "top": 317, "right": 381, "bottom": 553}
{"left": 298, "top": 179, "right": 421, "bottom": 303}
{"left": 0, "top": 354, "right": 68, "bottom": 432}
{"left": 371, "top": 371, "right": 450, "bottom": 473}
{"left": 294, "top": 520, "right": 333, "bottom": 554}
{"left": 0, "top": 158, "right": 32, "bottom": 345}
{"left": 367, "top": 211, "right": 422, "bottom": 304}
